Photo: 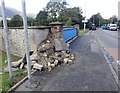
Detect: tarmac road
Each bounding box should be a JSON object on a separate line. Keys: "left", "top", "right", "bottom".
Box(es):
{"left": 94, "top": 28, "right": 119, "bottom": 62}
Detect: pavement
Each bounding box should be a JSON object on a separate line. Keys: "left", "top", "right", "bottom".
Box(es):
{"left": 12, "top": 31, "right": 118, "bottom": 92}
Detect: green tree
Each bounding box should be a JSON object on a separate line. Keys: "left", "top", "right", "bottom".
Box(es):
{"left": 90, "top": 13, "right": 100, "bottom": 27}
{"left": 0, "top": 20, "right": 3, "bottom": 27}
{"left": 45, "top": 1, "right": 68, "bottom": 21}
{"left": 0, "top": 20, "right": 11, "bottom": 27}
{"left": 118, "top": 20, "right": 120, "bottom": 27}
{"left": 36, "top": 11, "right": 48, "bottom": 26}
{"left": 9, "top": 15, "right": 23, "bottom": 27}
{"left": 65, "top": 18, "right": 72, "bottom": 26}
{"left": 27, "top": 17, "right": 35, "bottom": 26}
{"left": 89, "top": 13, "right": 111, "bottom": 27}
{"left": 59, "top": 7, "right": 83, "bottom": 26}
{"left": 109, "top": 15, "right": 118, "bottom": 24}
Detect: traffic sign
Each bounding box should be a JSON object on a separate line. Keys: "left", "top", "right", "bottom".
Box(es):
{"left": 82, "top": 19, "right": 88, "bottom": 23}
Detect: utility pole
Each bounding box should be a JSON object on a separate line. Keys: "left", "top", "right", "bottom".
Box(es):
{"left": 93, "top": 15, "right": 94, "bottom": 25}
{"left": 98, "top": 15, "right": 100, "bottom": 27}
{"left": 1, "top": 0, "right": 12, "bottom": 80}
{"left": 83, "top": 0, "right": 87, "bottom": 31}
{"left": 22, "top": 0, "right": 31, "bottom": 81}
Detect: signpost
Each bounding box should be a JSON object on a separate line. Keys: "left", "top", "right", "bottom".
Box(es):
{"left": 82, "top": 18, "right": 88, "bottom": 31}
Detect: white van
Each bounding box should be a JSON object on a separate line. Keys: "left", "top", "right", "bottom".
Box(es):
{"left": 109, "top": 24, "right": 118, "bottom": 31}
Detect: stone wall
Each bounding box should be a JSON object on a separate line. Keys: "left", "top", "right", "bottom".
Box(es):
{"left": 0, "top": 27, "right": 50, "bottom": 57}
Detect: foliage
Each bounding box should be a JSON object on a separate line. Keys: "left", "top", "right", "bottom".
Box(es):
{"left": 0, "top": 20, "right": 3, "bottom": 27}
{"left": 45, "top": 1, "right": 68, "bottom": 20}
{"left": 118, "top": 20, "right": 120, "bottom": 27}
{"left": 27, "top": 17, "right": 36, "bottom": 26}
{"left": 89, "top": 13, "right": 101, "bottom": 27}
{"left": 89, "top": 13, "right": 112, "bottom": 27}
{"left": 35, "top": 1, "right": 84, "bottom": 27}
{"left": 109, "top": 15, "right": 118, "bottom": 24}
{"left": 9, "top": 15, "right": 23, "bottom": 27}
{"left": 65, "top": 18, "right": 72, "bottom": 26}
{"left": 58, "top": 7, "right": 83, "bottom": 26}
{"left": 36, "top": 11, "right": 48, "bottom": 26}
{"left": 1, "top": 1, "right": 84, "bottom": 27}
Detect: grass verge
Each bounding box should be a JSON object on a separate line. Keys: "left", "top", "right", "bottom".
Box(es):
{"left": 78, "top": 29, "right": 89, "bottom": 36}
{"left": 0, "top": 50, "right": 27, "bottom": 92}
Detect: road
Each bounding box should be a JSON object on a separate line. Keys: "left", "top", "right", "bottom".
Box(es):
{"left": 94, "top": 28, "right": 119, "bottom": 64}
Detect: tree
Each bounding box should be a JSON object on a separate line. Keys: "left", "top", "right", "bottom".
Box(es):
{"left": 36, "top": 0, "right": 84, "bottom": 27}
{"left": 45, "top": 1, "right": 68, "bottom": 21}
{"left": 9, "top": 15, "right": 23, "bottom": 27}
{"left": 109, "top": 15, "right": 118, "bottom": 24}
{"left": 0, "top": 20, "right": 3, "bottom": 27}
{"left": 27, "top": 17, "right": 35, "bottom": 26}
{"left": 89, "top": 13, "right": 100, "bottom": 27}
{"left": 89, "top": 13, "right": 111, "bottom": 27}
{"left": 118, "top": 20, "right": 120, "bottom": 27}
{"left": 58, "top": 7, "right": 83, "bottom": 26}
{"left": 0, "top": 19, "right": 11, "bottom": 27}
{"left": 65, "top": 18, "right": 72, "bottom": 26}
{"left": 36, "top": 11, "right": 48, "bottom": 26}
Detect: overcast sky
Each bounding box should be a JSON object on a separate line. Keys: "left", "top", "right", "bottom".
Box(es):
{"left": 0, "top": 0, "right": 119, "bottom": 19}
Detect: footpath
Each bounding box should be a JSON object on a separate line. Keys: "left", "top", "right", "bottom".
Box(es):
{"left": 12, "top": 31, "right": 118, "bottom": 92}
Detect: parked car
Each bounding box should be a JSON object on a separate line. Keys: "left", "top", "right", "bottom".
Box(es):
{"left": 109, "top": 24, "right": 118, "bottom": 31}
{"left": 89, "top": 26, "right": 96, "bottom": 30}
{"left": 102, "top": 24, "right": 109, "bottom": 30}
{"left": 91, "top": 26, "right": 96, "bottom": 30}
{"left": 89, "top": 26, "right": 92, "bottom": 30}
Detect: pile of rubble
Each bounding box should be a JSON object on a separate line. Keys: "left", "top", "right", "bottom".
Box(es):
{"left": 4, "top": 39, "right": 75, "bottom": 72}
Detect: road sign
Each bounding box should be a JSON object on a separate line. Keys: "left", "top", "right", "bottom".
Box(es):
{"left": 82, "top": 19, "right": 88, "bottom": 23}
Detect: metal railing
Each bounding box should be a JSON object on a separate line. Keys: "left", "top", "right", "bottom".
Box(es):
{"left": 1, "top": 0, "right": 31, "bottom": 82}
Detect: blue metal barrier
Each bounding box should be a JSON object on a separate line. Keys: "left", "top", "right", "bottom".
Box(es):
{"left": 63, "top": 27, "right": 77, "bottom": 42}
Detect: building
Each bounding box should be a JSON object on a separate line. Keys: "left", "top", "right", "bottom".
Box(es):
{"left": 118, "top": 1, "right": 120, "bottom": 20}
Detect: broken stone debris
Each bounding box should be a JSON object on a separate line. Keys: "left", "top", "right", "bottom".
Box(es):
{"left": 33, "top": 63, "right": 43, "bottom": 71}
{"left": 4, "top": 66, "right": 19, "bottom": 72}
{"left": 4, "top": 39, "right": 75, "bottom": 72}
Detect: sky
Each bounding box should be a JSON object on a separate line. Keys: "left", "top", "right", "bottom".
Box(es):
{"left": 0, "top": 0, "right": 120, "bottom": 19}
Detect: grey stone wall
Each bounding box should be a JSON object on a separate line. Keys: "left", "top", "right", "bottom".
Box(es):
{"left": 0, "top": 27, "right": 50, "bottom": 57}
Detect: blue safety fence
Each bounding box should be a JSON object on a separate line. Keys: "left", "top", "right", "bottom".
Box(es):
{"left": 63, "top": 27, "right": 78, "bottom": 42}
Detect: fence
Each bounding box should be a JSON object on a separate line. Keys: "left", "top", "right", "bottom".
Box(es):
{"left": 63, "top": 27, "right": 78, "bottom": 42}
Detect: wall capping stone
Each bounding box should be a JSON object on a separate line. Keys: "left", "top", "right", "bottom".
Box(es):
{"left": 0, "top": 26, "right": 51, "bottom": 30}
